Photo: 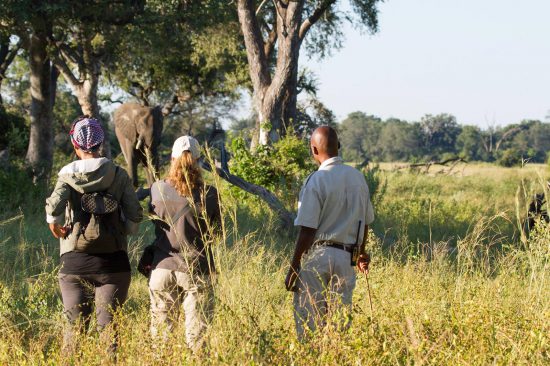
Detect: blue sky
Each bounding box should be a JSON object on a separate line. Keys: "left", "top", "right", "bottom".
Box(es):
{"left": 304, "top": 0, "right": 550, "bottom": 127}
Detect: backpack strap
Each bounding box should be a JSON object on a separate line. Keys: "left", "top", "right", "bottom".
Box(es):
{"left": 170, "top": 204, "right": 192, "bottom": 224}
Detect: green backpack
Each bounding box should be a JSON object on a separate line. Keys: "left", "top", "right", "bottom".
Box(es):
{"left": 71, "top": 185, "right": 125, "bottom": 254}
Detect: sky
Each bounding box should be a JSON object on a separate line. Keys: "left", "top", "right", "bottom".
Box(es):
{"left": 302, "top": 0, "right": 550, "bottom": 127}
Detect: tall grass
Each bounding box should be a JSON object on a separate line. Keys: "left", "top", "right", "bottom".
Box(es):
{"left": 0, "top": 163, "right": 548, "bottom": 365}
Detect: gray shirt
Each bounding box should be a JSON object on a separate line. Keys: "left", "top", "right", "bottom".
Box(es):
{"left": 150, "top": 180, "right": 220, "bottom": 273}
{"left": 294, "top": 157, "right": 375, "bottom": 244}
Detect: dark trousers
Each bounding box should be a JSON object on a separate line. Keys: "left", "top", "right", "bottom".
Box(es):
{"left": 58, "top": 272, "right": 131, "bottom": 354}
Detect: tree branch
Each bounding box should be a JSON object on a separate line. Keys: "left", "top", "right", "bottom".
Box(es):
{"left": 200, "top": 159, "right": 295, "bottom": 228}
{"left": 299, "top": 0, "right": 337, "bottom": 40}
{"left": 263, "top": 12, "right": 278, "bottom": 60}
{"left": 51, "top": 52, "right": 81, "bottom": 88}
{"left": 0, "top": 39, "right": 21, "bottom": 80}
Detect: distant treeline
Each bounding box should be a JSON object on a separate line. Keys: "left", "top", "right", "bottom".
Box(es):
{"left": 338, "top": 112, "right": 550, "bottom": 166}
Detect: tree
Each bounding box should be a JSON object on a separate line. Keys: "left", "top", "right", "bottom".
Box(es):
{"left": 339, "top": 112, "right": 382, "bottom": 165}
{"left": 109, "top": 1, "right": 247, "bottom": 111}
{"left": 47, "top": 1, "right": 145, "bottom": 158}
{"left": 293, "top": 96, "right": 337, "bottom": 139}
{"left": 420, "top": 114, "right": 461, "bottom": 158}
{"left": 377, "top": 119, "right": 421, "bottom": 161}
{"left": 456, "top": 125, "right": 484, "bottom": 161}
{"left": 0, "top": 1, "right": 59, "bottom": 181}
{"left": 236, "top": 0, "right": 382, "bottom": 147}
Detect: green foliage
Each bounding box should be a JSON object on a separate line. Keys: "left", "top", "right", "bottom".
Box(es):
{"left": 110, "top": 1, "right": 246, "bottom": 106}
{"left": 0, "top": 105, "right": 28, "bottom": 156}
{"left": 340, "top": 111, "right": 550, "bottom": 165}
{"left": 361, "top": 164, "right": 387, "bottom": 209}
{"left": 497, "top": 148, "right": 523, "bottom": 167}
{"left": 229, "top": 134, "right": 315, "bottom": 196}
{"left": 0, "top": 162, "right": 45, "bottom": 211}
{"left": 420, "top": 113, "right": 460, "bottom": 157}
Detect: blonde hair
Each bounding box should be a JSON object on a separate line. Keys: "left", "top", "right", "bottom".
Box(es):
{"left": 167, "top": 151, "right": 203, "bottom": 197}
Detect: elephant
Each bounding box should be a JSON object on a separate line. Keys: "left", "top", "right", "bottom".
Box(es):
{"left": 114, "top": 103, "right": 163, "bottom": 187}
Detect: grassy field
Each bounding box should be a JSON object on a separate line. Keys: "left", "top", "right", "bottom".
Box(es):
{"left": 0, "top": 162, "right": 548, "bottom": 365}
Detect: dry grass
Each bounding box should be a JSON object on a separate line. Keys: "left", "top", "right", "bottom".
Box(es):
{"left": 0, "top": 164, "right": 548, "bottom": 365}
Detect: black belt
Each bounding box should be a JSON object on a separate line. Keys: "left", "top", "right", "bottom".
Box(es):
{"left": 315, "top": 241, "right": 355, "bottom": 254}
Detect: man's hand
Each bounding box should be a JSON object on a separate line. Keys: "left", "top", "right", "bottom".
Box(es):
{"left": 49, "top": 223, "right": 68, "bottom": 239}
{"left": 357, "top": 253, "right": 371, "bottom": 274}
{"left": 284, "top": 262, "right": 300, "bottom": 292}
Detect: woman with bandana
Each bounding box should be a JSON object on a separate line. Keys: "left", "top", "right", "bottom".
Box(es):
{"left": 45, "top": 116, "right": 143, "bottom": 356}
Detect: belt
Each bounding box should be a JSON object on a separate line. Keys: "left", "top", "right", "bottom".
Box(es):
{"left": 314, "top": 241, "right": 355, "bottom": 254}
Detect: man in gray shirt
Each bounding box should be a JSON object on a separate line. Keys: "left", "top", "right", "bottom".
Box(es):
{"left": 285, "top": 126, "right": 374, "bottom": 340}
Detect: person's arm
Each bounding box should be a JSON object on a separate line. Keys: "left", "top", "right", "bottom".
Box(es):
{"left": 357, "top": 224, "right": 370, "bottom": 274}
{"left": 285, "top": 226, "right": 317, "bottom": 292}
{"left": 45, "top": 179, "right": 71, "bottom": 238}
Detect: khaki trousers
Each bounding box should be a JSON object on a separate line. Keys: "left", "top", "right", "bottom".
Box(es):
{"left": 148, "top": 268, "right": 212, "bottom": 352}
{"left": 293, "top": 246, "right": 356, "bottom": 340}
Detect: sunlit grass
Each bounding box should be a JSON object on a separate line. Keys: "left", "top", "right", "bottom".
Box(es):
{"left": 0, "top": 164, "right": 548, "bottom": 365}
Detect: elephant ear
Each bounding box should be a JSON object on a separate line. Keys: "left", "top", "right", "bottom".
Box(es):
{"left": 114, "top": 103, "right": 140, "bottom": 141}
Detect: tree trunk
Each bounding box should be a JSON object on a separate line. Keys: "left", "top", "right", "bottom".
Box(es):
{"left": 72, "top": 61, "right": 111, "bottom": 158}
{"left": 237, "top": 0, "right": 303, "bottom": 147}
{"left": 282, "top": 62, "right": 299, "bottom": 134}
{"left": 50, "top": 63, "right": 59, "bottom": 108}
{"left": 26, "top": 30, "right": 53, "bottom": 182}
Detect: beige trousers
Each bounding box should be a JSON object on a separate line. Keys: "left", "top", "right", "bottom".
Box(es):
{"left": 148, "top": 268, "right": 212, "bottom": 352}
{"left": 293, "top": 246, "right": 356, "bottom": 340}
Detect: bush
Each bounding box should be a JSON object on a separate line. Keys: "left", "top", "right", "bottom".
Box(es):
{"left": 362, "top": 164, "right": 387, "bottom": 209}
{"left": 497, "top": 148, "right": 522, "bottom": 167}
{"left": 0, "top": 107, "right": 28, "bottom": 157}
{"left": 229, "top": 135, "right": 315, "bottom": 196}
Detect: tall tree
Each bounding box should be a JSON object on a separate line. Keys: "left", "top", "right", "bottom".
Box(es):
{"left": 339, "top": 112, "right": 382, "bottom": 165}
{"left": 420, "top": 114, "right": 461, "bottom": 158}
{"left": 1, "top": 1, "right": 57, "bottom": 181}
{"left": 237, "top": 0, "right": 382, "bottom": 147}
{"left": 110, "top": 1, "right": 246, "bottom": 111}
{"left": 47, "top": 1, "right": 144, "bottom": 157}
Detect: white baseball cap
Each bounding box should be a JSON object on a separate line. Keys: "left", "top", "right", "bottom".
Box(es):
{"left": 171, "top": 135, "right": 201, "bottom": 159}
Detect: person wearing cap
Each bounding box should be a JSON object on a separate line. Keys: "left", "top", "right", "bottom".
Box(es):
{"left": 45, "top": 115, "right": 143, "bottom": 355}
{"left": 284, "top": 126, "right": 375, "bottom": 340}
{"left": 143, "top": 135, "right": 220, "bottom": 352}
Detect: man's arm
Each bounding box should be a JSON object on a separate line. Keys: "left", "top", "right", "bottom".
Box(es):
{"left": 285, "top": 226, "right": 317, "bottom": 292}
{"left": 357, "top": 224, "right": 370, "bottom": 273}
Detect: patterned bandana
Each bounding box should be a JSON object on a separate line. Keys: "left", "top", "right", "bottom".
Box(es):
{"left": 69, "top": 117, "right": 104, "bottom": 152}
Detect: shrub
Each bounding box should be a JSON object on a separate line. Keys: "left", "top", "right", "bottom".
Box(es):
{"left": 497, "top": 148, "right": 522, "bottom": 167}
{"left": 0, "top": 107, "right": 28, "bottom": 157}
{"left": 229, "top": 135, "right": 315, "bottom": 196}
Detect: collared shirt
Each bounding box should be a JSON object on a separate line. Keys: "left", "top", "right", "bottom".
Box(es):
{"left": 294, "top": 156, "right": 375, "bottom": 244}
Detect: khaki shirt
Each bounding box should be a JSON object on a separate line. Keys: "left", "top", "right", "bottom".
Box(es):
{"left": 294, "top": 157, "right": 375, "bottom": 244}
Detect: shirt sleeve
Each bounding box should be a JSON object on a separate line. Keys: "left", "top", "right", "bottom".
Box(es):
{"left": 294, "top": 185, "right": 322, "bottom": 229}
{"left": 45, "top": 179, "right": 71, "bottom": 224}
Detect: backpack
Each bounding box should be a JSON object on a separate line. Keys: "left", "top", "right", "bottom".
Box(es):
{"left": 71, "top": 174, "right": 125, "bottom": 253}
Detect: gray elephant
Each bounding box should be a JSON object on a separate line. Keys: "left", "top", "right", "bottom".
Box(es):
{"left": 114, "top": 103, "right": 163, "bottom": 187}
